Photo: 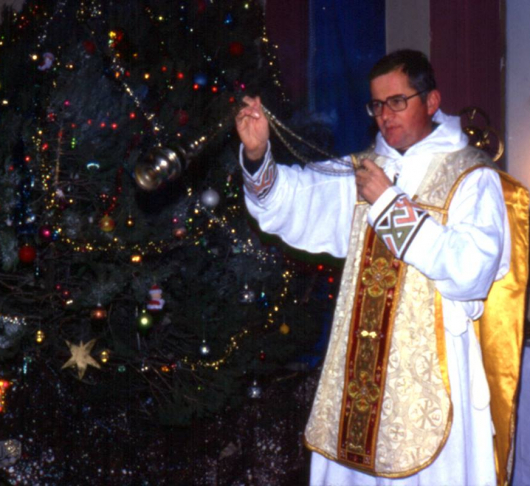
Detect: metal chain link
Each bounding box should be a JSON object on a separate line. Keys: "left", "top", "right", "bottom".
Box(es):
{"left": 261, "top": 104, "right": 357, "bottom": 176}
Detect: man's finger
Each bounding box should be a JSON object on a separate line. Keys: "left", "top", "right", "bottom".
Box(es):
{"left": 236, "top": 107, "right": 261, "bottom": 123}
{"left": 360, "top": 158, "right": 377, "bottom": 170}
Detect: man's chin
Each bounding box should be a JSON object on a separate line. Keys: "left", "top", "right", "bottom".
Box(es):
{"left": 383, "top": 135, "right": 404, "bottom": 150}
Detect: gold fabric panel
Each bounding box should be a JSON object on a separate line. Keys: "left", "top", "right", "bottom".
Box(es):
{"left": 476, "top": 172, "right": 529, "bottom": 486}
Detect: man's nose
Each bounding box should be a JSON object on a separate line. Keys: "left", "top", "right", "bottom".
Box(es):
{"left": 380, "top": 102, "right": 394, "bottom": 121}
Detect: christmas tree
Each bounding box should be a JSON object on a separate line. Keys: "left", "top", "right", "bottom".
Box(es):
{"left": 0, "top": 0, "right": 341, "bottom": 483}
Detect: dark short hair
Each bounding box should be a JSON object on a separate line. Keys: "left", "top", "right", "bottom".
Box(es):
{"left": 369, "top": 49, "right": 436, "bottom": 101}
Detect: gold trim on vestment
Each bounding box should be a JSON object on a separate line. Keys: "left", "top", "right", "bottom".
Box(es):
{"left": 414, "top": 202, "right": 448, "bottom": 215}
{"left": 434, "top": 292, "right": 451, "bottom": 394}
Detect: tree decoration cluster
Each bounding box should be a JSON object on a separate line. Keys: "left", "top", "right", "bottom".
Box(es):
{"left": 0, "top": 0, "right": 337, "bottom": 431}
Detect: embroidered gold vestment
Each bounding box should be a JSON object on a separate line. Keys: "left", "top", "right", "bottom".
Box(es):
{"left": 304, "top": 146, "right": 529, "bottom": 483}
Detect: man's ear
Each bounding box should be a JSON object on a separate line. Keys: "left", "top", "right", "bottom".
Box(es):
{"left": 427, "top": 89, "right": 441, "bottom": 115}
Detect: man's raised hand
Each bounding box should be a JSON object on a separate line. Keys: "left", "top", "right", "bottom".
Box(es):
{"left": 235, "top": 96, "right": 270, "bottom": 161}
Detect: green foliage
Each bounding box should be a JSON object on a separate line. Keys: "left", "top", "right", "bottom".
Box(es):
{"left": 0, "top": 0, "right": 337, "bottom": 425}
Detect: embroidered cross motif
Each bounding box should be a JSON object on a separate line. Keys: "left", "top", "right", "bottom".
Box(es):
{"left": 361, "top": 257, "right": 398, "bottom": 298}
{"left": 347, "top": 371, "right": 381, "bottom": 413}
{"left": 374, "top": 194, "right": 429, "bottom": 259}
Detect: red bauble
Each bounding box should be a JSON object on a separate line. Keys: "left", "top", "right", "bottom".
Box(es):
{"left": 18, "top": 244, "right": 37, "bottom": 264}
{"left": 229, "top": 42, "right": 244, "bottom": 57}
{"left": 113, "top": 29, "right": 124, "bottom": 42}
{"left": 176, "top": 109, "right": 189, "bottom": 126}
{"left": 173, "top": 226, "right": 187, "bottom": 239}
{"left": 196, "top": 0, "right": 206, "bottom": 14}
{"left": 83, "top": 40, "right": 96, "bottom": 55}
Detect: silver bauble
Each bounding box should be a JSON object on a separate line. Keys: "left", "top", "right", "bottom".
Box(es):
{"left": 201, "top": 188, "right": 220, "bottom": 208}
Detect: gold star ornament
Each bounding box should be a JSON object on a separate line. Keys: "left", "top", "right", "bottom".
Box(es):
{"left": 61, "top": 339, "right": 101, "bottom": 379}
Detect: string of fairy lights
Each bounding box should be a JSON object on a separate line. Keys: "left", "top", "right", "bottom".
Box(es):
{"left": 31, "top": 0, "right": 288, "bottom": 260}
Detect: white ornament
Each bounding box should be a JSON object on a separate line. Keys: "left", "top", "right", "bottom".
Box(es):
{"left": 201, "top": 188, "right": 220, "bottom": 208}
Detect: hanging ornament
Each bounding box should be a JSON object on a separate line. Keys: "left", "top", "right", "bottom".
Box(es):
{"left": 201, "top": 188, "right": 220, "bottom": 208}
{"left": 176, "top": 109, "right": 189, "bottom": 126}
{"left": 61, "top": 339, "right": 101, "bottom": 379}
{"left": 229, "top": 41, "right": 244, "bottom": 57}
{"left": 137, "top": 309, "right": 153, "bottom": 333}
{"left": 82, "top": 40, "right": 96, "bottom": 55}
{"left": 86, "top": 161, "right": 101, "bottom": 172}
{"left": 146, "top": 284, "right": 165, "bottom": 312}
{"left": 0, "top": 439, "right": 21, "bottom": 467}
{"left": 18, "top": 244, "right": 37, "bottom": 264}
{"left": 37, "top": 52, "right": 55, "bottom": 71}
{"left": 193, "top": 73, "right": 207, "bottom": 87}
{"left": 238, "top": 284, "right": 256, "bottom": 304}
{"left": 199, "top": 340, "right": 211, "bottom": 356}
{"left": 90, "top": 304, "right": 107, "bottom": 320}
{"left": 173, "top": 226, "right": 187, "bottom": 239}
{"left": 99, "top": 215, "right": 115, "bottom": 232}
{"left": 279, "top": 323, "right": 290, "bottom": 335}
{"left": 35, "top": 330, "right": 45, "bottom": 344}
{"left": 247, "top": 379, "right": 262, "bottom": 399}
{"left": 196, "top": 0, "right": 207, "bottom": 14}
{"left": 259, "top": 350, "right": 266, "bottom": 361}
{"left": 38, "top": 225, "right": 53, "bottom": 243}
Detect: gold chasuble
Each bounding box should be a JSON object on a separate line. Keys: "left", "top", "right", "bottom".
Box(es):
{"left": 304, "top": 146, "right": 529, "bottom": 483}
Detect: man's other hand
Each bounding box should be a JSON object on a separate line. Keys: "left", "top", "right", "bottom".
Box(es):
{"left": 356, "top": 159, "right": 393, "bottom": 205}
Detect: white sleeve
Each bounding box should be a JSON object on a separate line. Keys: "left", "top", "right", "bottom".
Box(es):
{"left": 402, "top": 168, "right": 509, "bottom": 301}
{"left": 240, "top": 144, "right": 357, "bottom": 258}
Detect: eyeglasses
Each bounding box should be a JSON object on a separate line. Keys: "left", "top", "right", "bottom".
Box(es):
{"left": 366, "top": 90, "right": 428, "bottom": 117}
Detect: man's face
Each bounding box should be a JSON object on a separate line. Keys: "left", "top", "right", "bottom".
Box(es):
{"left": 370, "top": 69, "right": 439, "bottom": 151}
